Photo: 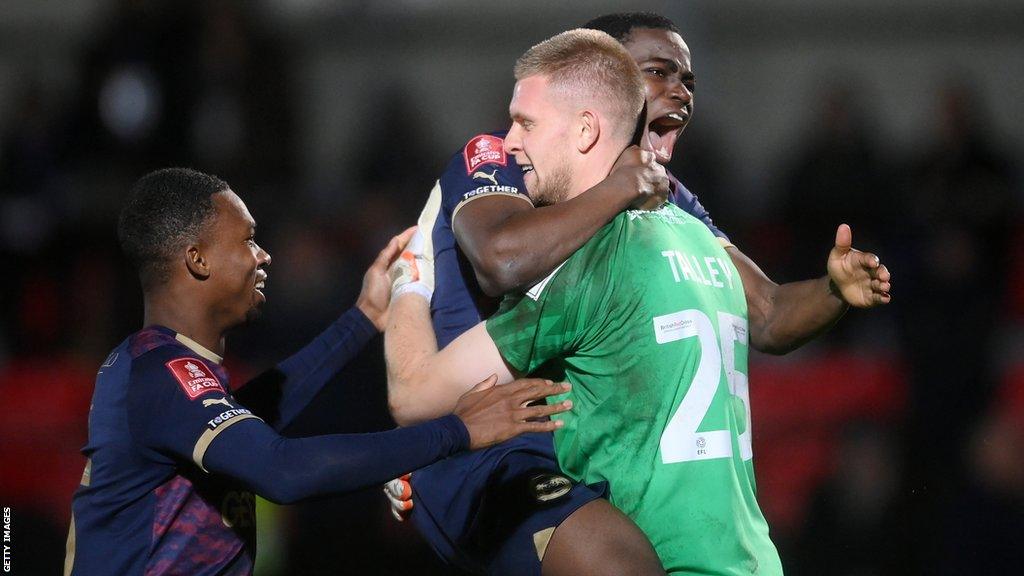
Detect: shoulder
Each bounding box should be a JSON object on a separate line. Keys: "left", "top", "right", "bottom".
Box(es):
{"left": 666, "top": 171, "right": 729, "bottom": 241}
{"left": 128, "top": 330, "right": 228, "bottom": 401}
{"left": 439, "top": 131, "right": 529, "bottom": 215}
{"left": 666, "top": 171, "right": 701, "bottom": 211}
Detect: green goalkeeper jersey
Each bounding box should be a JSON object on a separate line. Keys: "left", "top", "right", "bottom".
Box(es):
{"left": 486, "top": 203, "right": 783, "bottom": 575}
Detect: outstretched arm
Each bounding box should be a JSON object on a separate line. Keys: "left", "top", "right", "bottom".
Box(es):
{"left": 456, "top": 146, "right": 668, "bottom": 296}
{"left": 204, "top": 377, "right": 567, "bottom": 504}
{"left": 234, "top": 228, "right": 415, "bottom": 431}
{"left": 128, "top": 346, "right": 568, "bottom": 506}
{"left": 734, "top": 224, "right": 892, "bottom": 355}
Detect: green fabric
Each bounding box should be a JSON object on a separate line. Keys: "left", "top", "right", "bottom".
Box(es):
{"left": 487, "top": 204, "right": 783, "bottom": 575}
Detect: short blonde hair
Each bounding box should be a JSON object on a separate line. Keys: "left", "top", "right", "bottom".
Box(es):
{"left": 514, "top": 29, "right": 644, "bottom": 142}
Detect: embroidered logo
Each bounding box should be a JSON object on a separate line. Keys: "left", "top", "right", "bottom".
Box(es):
{"left": 472, "top": 169, "right": 500, "bottom": 186}
{"left": 202, "top": 397, "right": 233, "bottom": 409}
{"left": 166, "top": 357, "right": 225, "bottom": 400}
{"left": 463, "top": 134, "right": 506, "bottom": 173}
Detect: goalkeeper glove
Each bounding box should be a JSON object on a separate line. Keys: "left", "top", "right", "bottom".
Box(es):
{"left": 384, "top": 474, "right": 414, "bottom": 521}
{"left": 389, "top": 185, "right": 440, "bottom": 302}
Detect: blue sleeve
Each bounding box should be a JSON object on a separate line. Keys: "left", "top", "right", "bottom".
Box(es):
{"left": 127, "top": 346, "right": 470, "bottom": 504}
{"left": 430, "top": 131, "right": 530, "bottom": 348}
{"left": 202, "top": 414, "right": 469, "bottom": 504}
{"left": 127, "top": 346, "right": 262, "bottom": 463}
{"left": 441, "top": 131, "right": 531, "bottom": 222}
{"left": 233, "top": 307, "right": 377, "bottom": 431}
{"left": 667, "top": 173, "right": 730, "bottom": 242}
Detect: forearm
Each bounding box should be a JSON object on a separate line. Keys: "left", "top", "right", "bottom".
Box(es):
{"left": 385, "top": 295, "right": 514, "bottom": 425}
{"left": 203, "top": 414, "right": 469, "bottom": 504}
{"left": 384, "top": 294, "right": 462, "bottom": 425}
{"left": 466, "top": 182, "right": 635, "bottom": 296}
{"left": 752, "top": 276, "right": 848, "bottom": 354}
{"left": 728, "top": 246, "right": 847, "bottom": 354}
{"left": 234, "top": 307, "right": 378, "bottom": 430}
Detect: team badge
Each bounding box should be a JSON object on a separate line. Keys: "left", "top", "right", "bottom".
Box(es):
{"left": 166, "top": 357, "right": 225, "bottom": 400}
{"left": 463, "top": 134, "right": 506, "bottom": 173}
{"left": 530, "top": 473, "right": 573, "bottom": 503}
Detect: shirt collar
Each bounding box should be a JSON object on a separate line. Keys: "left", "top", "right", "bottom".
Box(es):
{"left": 173, "top": 332, "right": 224, "bottom": 364}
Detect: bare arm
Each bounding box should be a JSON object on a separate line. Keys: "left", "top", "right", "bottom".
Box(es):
{"left": 385, "top": 292, "right": 514, "bottom": 426}
{"left": 731, "top": 224, "right": 892, "bottom": 355}
{"left": 455, "top": 146, "right": 668, "bottom": 296}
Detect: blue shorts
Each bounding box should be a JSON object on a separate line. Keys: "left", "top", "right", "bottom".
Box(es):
{"left": 410, "top": 433, "right": 607, "bottom": 576}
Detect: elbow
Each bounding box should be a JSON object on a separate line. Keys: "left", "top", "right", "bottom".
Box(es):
{"left": 388, "top": 397, "right": 416, "bottom": 427}
{"left": 476, "top": 268, "right": 517, "bottom": 297}
{"left": 471, "top": 235, "right": 524, "bottom": 296}
{"left": 255, "top": 475, "right": 303, "bottom": 505}
{"left": 260, "top": 489, "right": 297, "bottom": 506}
{"left": 387, "top": 378, "right": 448, "bottom": 427}
{"left": 750, "top": 327, "right": 801, "bottom": 356}
{"left": 387, "top": 386, "right": 425, "bottom": 427}
{"left": 474, "top": 257, "right": 520, "bottom": 297}
{"left": 753, "top": 340, "right": 796, "bottom": 356}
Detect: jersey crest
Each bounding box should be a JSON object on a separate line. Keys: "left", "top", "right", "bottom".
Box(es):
{"left": 165, "top": 358, "right": 225, "bottom": 400}
{"left": 463, "top": 134, "right": 506, "bottom": 173}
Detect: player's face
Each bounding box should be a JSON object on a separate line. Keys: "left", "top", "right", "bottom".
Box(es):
{"left": 623, "top": 27, "right": 695, "bottom": 163}
{"left": 504, "top": 75, "right": 574, "bottom": 206}
{"left": 205, "top": 190, "right": 271, "bottom": 326}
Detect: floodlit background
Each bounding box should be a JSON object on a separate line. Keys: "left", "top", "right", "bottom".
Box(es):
{"left": 1, "top": 0, "right": 1022, "bottom": 574}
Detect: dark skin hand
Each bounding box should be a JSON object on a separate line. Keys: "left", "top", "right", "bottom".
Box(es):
{"left": 453, "top": 375, "right": 572, "bottom": 450}
{"left": 730, "top": 224, "right": 892, "bottom": 355}
{"left": 454, "top": 145, "right": 669, "bottom": 297}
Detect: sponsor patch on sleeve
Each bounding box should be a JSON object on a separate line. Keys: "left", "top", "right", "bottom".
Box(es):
{"left": 461, "top": 185, "right": 521, "bottom": 203}
{"left": 463, "top": 134, "right": 506, "bottom": 173}
{"left": 165, "top": 357, "right": 226, "bottom": 400}
{"left": 205, "top": 407, "right": 255, "bottom": 431}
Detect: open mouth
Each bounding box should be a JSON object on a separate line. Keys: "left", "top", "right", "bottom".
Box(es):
{"left": 645, "top": 111, "right": 688, "bottom": 162}
{"left": 520, "top": 164, "right": 534, "bottom": 174}
{"left": 255, "top": 275, "right": 267, "bottom": 299}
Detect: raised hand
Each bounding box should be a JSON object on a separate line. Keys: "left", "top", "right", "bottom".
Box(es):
{"left": 388, "top": 186, "right": 441, "bottom": 303}
{"left": 826, "top": 223, "right": 892, "bottom": 307}
{"left": 357, "top": 226, "right": 417, "bottom": 330}
{"left": 453, "top": 375, "right": 572, "bottom": 450}
{"left": 609, "top": 145, "right": 670, "bottom": 210}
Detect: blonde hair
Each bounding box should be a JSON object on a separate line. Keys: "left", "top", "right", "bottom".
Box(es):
{"left": 514, "top": 29, "right": 644, "bottom": 142}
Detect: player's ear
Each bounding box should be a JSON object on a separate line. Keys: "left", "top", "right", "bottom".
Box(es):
{"left": 185, "top": 245, "right": 211, "bottom": 280}
{"left": 577, "top": 110, "right": 599, "bottom": 154}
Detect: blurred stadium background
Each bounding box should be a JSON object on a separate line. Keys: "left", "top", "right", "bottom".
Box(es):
{"left": 1, "top": 0, "right": 1021, "bottom": 574}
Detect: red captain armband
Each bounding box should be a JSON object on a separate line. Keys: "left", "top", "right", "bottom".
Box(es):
{"left": 463, "top": 134, "right": 506, "bottom": 174}
{"left": 165, "top": 357, "right": 226, "bottom": 400}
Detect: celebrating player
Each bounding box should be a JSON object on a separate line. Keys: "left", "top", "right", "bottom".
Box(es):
{"left": 63, "top": 168, "right": 572, "bottom": 576}
{"left": 388, "top": 28, "right": 783, "bottom": 574}
{"left": 386, "top": 13, "right": 892, "bottom": 576}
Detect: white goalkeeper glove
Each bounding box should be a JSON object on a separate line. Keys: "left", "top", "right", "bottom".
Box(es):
{"left": 384, "top": 474, "right": 414, "bottom": 521}
{"left": 389, "top": 185, "right": 440, "bottom": 302}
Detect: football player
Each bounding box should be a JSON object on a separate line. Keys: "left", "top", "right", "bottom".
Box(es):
{"left": 386, "top": 12, "right": 890, "bottom": 576}
{"left": 64, "top": 168, "right": 572, "bottom": 575}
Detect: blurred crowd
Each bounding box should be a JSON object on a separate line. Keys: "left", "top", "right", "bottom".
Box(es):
{"left": 1, "top": 1, "right": 1022, "bottom": 575}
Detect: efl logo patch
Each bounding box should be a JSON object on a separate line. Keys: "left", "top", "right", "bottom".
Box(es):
{"left": 463, "top": 134, "right": 506, "bottom": 173}
{"left": 166, "top": 357, "right": 225, "bottom": 400}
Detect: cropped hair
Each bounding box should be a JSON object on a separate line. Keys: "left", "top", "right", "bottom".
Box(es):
{"left": 118, "top": 167, "right": 229, "bottom": 289}
{"left": 582, "top": 12, "right": 680, "bottom": 43}
{"left": 514, "top": 29, "right": 644, "bottom": 142}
